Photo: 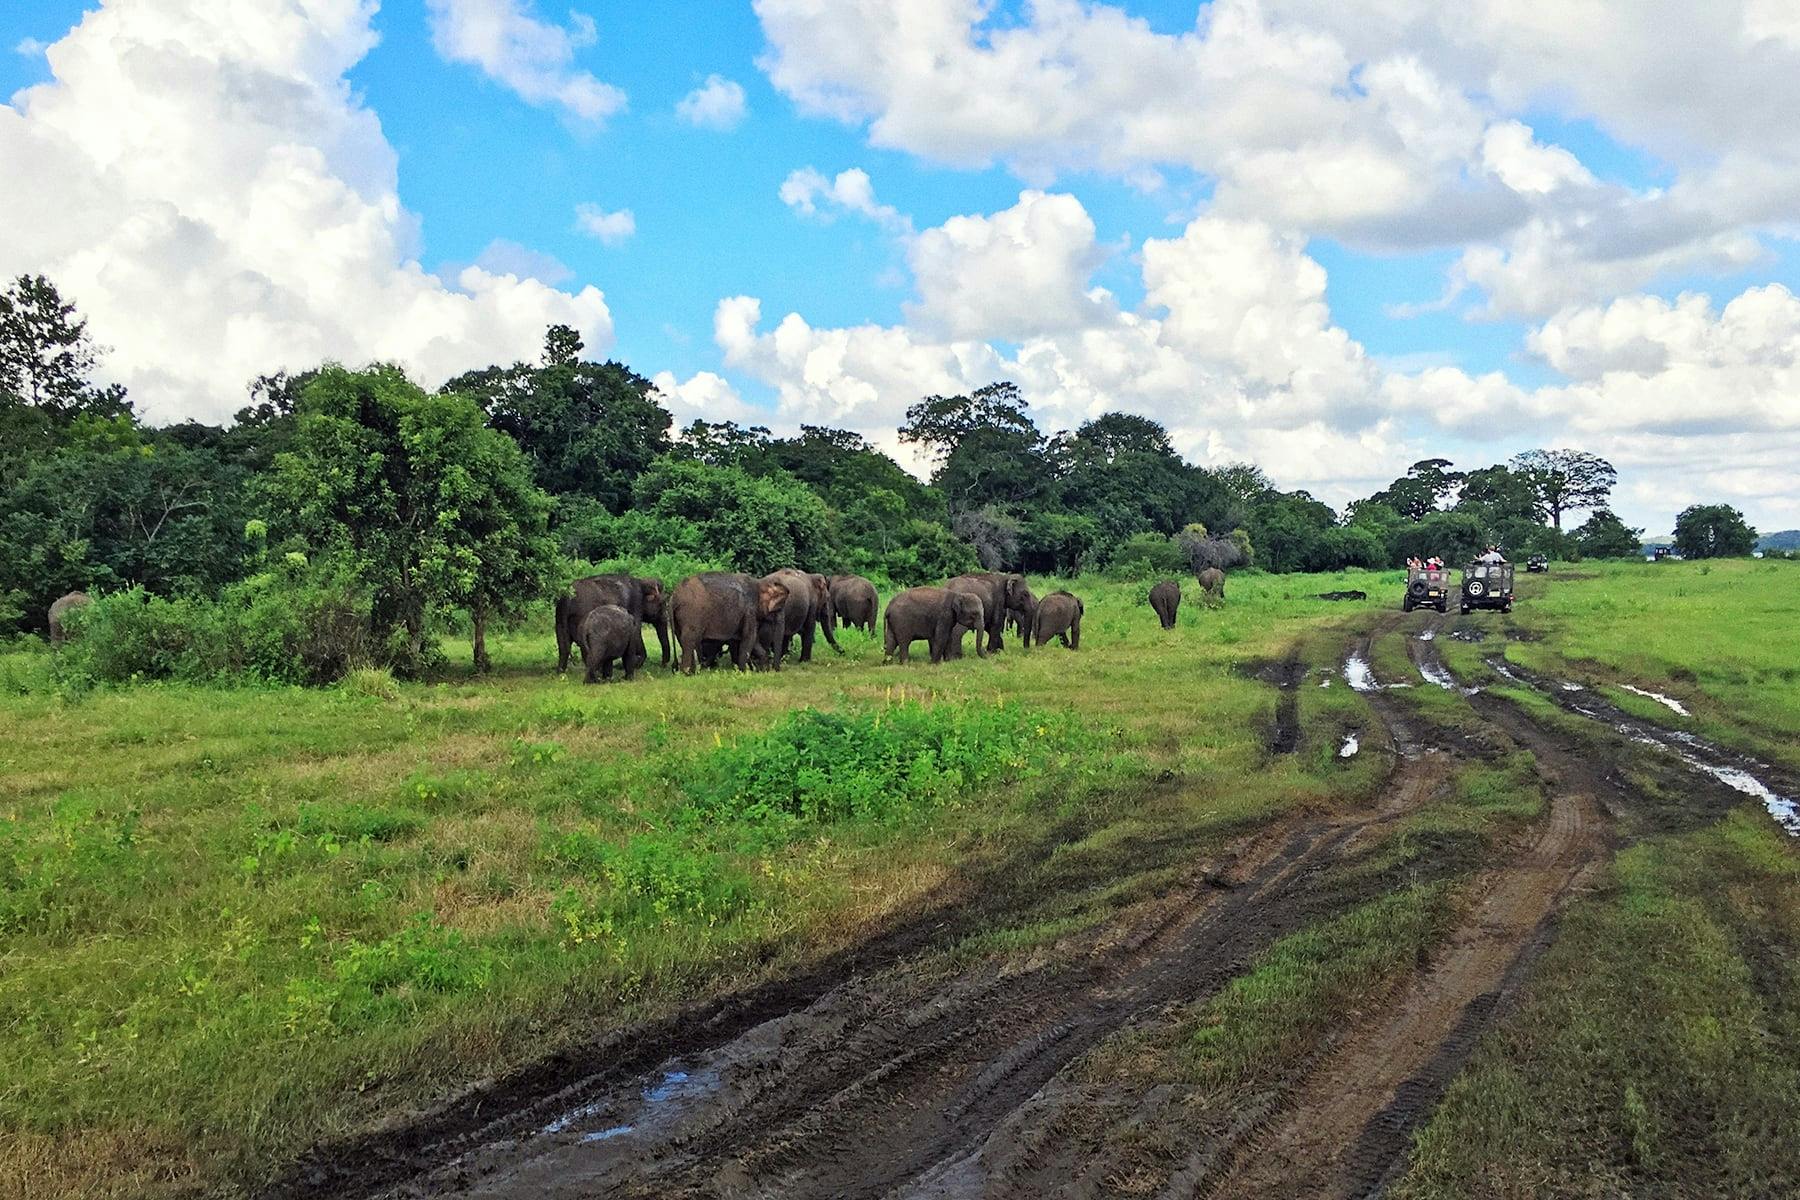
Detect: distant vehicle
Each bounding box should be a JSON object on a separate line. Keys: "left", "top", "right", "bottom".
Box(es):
{"left": 1652, "top": 547, "right": 1679, "bottom": 562}
{"left": 1402, "top": 566, "right": 1451, "bottom": 613}
{"left": 1526, "top": 554, "right": 1548, "bottom": 573}
{"left": 1461, "top": 560, "right": 1514, "bottom": 614}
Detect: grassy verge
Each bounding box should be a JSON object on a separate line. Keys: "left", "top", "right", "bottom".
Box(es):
{"left": 0, "top": 569, "right": 1393, "bottom": 1198}
{"left": 1395, "top": 807, "right": 1800, "bottom": 1197}
{"left": 1499, "top": 559, "right": 1800, "bottom": 770}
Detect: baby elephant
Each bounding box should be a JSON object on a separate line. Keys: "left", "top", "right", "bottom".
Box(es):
{"left": 577, "top": 603, "right": 647, "bottom": 682}
{"left": 1032, "top": 590, "right": 1084, "bottom": 649}
{"left": 1149, "top": 580, "right": 1180, "bottom": 629}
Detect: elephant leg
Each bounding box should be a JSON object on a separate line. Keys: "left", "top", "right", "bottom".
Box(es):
{"left": 799, "top": 620, "right": 815, "bottom": 663}
{"left": 557, "top": 609, "right": 574, "bottom": 672}
{"left": 654, "top": 619, "right": 671, "bottom": 669}
{"left": 1070, "top": 620, "right": 1081, "bottom": 650}
{"left": 584, "top": 652, "right": 599, "bottom": 683}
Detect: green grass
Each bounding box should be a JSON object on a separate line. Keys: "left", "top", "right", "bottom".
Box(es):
{"left": 1499, "top": 559, "right": 1800, "bottom": 769}
{"left": 1395, "top": 808, "right": 1800, "bottom": 1198}
{"left": 0, "top": 569, "right": 1394, "bottom": 1198}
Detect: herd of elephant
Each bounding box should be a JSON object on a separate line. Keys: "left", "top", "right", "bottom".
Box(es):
{"left": 556, "top": 566, "right": 1225, "bottom": 683}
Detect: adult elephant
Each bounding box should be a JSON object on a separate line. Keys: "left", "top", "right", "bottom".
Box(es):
{"left": 762, "top": 569, "right": 842, "bottom": 667}
{"left": 48, "top": 591, "right": 92, "bottom": 645}
{"left": 1032, "top": 590, "right": 1084, "bottom": 649}
{"left": 945, "top": 572, "right": 1029, "bottom": 656}
{"left": 1150, "top": 580, "right": 1180, "bottom": 629}
{"left": 829, "top": 575, "right": 879, "bottom": 633}
{"left": 1198, "top": 567, "right": 1227, "bottom": 604}
{"left": 557, "top": 574, "right": 670, "bottom": 672}
{"left": 670, "top": 573, "right": 789, "bottom": 675}
{"left": 884, "top": 587, "right": 985, "bottom": 664}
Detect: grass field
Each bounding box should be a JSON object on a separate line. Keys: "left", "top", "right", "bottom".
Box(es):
{"left": 0, "top": 570, "right": 1392, "bottom": 1197}
{"left": 3, "top": 560, "right": 1797, "bottom": 1198}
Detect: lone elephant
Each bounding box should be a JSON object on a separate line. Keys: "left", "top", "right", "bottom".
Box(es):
{"left": 557, "top": 575, "right": 670, "bottom": 672}
{"left": 945, "top": 572, "right": 1029, "bottom": 656}
{"left": 576, "top": 604, "right": 647, "bottom": 683}
{"left": 1149, "top": 580, "right": 1180, "bottom": 629}
{"left": 1032, "top": 590, "right": 1084, "bottom": 649}
{"left": 884, "top": 587, "right": 985, "bottom": 664}
{"left": 670, "top": 573, "right": 789, "bottom": 675}
{"left": 47, "top": 591, "right": 92, "bottom": 645}
{"left": 1198, "top": 567, "right": 1226, "bottom": 604}
{"left": 828, "top": 575, "right": 879, "bottom": 633}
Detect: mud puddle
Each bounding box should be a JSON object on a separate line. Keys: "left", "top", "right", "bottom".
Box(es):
{"left": 1620, "top": 684, "right": 1691, "bottom": 716}
{"left": 1239, "top": 657, "right": 1305, "bottom": 754}
{"left": 1485, "top": 656, "right": 1799, "bottom": 835}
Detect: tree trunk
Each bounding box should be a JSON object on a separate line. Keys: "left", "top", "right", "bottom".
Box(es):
{"left": 472, "top": 604, "right": 490, "bottom": 674}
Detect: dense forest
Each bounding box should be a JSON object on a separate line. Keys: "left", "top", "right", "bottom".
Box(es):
{"left": 0, "top": 274, "right": 1759, "bottom": 680}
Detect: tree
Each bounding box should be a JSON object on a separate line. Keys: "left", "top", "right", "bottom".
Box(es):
{"left": 1064, "top": 412, "right": 1177, "bottom": 462}
{"left": 443, "top": 326, "right": 671, "bottom": 512}
{"left": 1511, "top": 449, "right": 1616, "bottom": 530}
{"left": 935, "top": 425, "right": 1052, "bottom": 515}
{"left": 1672, "top": 504, "right": 1757, "bottom": 559}
{"left": 951, "top": 506, "right": 1022, "bottom": 570}
{"left": 265, "top": 366, "right": 558, "bottom": 673}
{"left": 1573, "top": 509, "right": 1644, "bottom": 559}
{"left": 631, "top": 457, "right": 834, "bottom": 577}
{"left": 1371, "top": 458, "right": 1462, "bottom": 521}
{"left": 1455, "top": 465, "right": 1548, "bottom": 551}
{"left": 899, "top": 381, "right": 1038, "bottom": 467}
{"left": 0, "top": 274, "right": 132, "bottom": 424}
{"left": 674, "top": 418, "right": 773, "bottom": 469}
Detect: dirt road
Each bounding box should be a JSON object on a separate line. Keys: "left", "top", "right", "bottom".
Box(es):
{"left": 273, "top": 609, "right": 1779, "bottom": 1200}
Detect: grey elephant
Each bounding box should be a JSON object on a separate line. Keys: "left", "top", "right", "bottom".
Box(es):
{"left": 945, "top": 572, "right": 1029, "bottom": 656}
{"left": 48, "top": 591, "right": 92, "bottom": 645}
{"left": 761, "top": 568, "right": 842, "bottom": 667}
{"left": 884, "top": 586, "right": 985, "bottom": 664}
{"left": 1032, "top": 590, "right": 1084, "bottom": 649}
{"left": 829, "top": 574, "right": 879, "bottom": 633}
{"left": 576, "top": 604, "right": 647, "bottom": 682}
{"left": 1006, "top": 584, "right": 1038, "bottom": 643}
{"left": 1198, "top": 567, "right": 1226, "bottom": 604}
{"left": 1150, "top": 580, "right": 1180, "bottom": 629}
{"left": 670, "top": 572, "right": 790, "bottom": 675}
{"left": 557, "top": 574, "right": 669, "bottom": 672}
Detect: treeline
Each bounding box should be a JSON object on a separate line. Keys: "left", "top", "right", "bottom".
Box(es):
{"left": 0, "top": 275, "right": 1756, "bottom": 680}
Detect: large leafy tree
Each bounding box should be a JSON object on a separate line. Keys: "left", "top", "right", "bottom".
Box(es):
{"left": 631, "top": 457, "right": 834, "bottom": 577}
{"left": 444, "top": 325, "right": 671, "bottom": 511}
{"left": 898, "top": 380, "right": 1038, "bottom": 467}
{"left": 1055, "top": 415, "right": 1225, "bottom": 547}
{"left": 1372, "top": 458, "right": 1462, "bottom": 521}
{"left": 1672, "top": 503, "right": 1758, "bottom": 559}
{"left": 0, "top": 275, "right": 131, "bottom": 424}
{"left": 1456, "top": 464, "right": 1550, "bottom": 551}
{"left": 265, "top": 366, "right": 558, "bottom": 672}
{"left": 1511, "top": 449, "right": 1616, "bottom": 530}
{"left": 1573, "top": 509, "right": 1644, "bottom": 559}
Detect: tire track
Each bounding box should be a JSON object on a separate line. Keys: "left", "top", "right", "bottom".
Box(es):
{"left": 1198, "top": 613, "right": 1610, "bottom": 1200}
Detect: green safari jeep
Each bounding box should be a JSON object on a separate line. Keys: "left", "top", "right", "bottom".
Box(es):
{"left": 1460, "top": 561, "right": 1515, "bottom": 614}
{"left": 1402, "top": 567, "right": 1451, "bottom": 613}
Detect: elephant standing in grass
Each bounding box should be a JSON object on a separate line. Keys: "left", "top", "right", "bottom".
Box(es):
{"left": 884, "top": 587, "right": 986, "bottom": 664}
{"left": 557, "top": 575, "right": 669, "bottom": 672}
{"left": 945, "top": 572, "right": 1029, "bottom": 656}
{"left": 48, "top": 591, "right": 91, "bottom": 645}
{"left": 1032, "top": 590, "right": 1084, "bottom": 649}
{"left": 829, "top": 575, "right": 879, "bottom": 633}
{"left": 576, "top": 604, "right": 646, "bottom": 682}
{"left": 763, "top": 569, "right": 842, "bottom": 666}
{"left": 671, "top": 573, "right": 789, "bottom": 675}
{"left": 1198, "top": 567, "right": 1226, "bottom": 604}
{"left": 1150, "top": 580, "right": 1180, "bottom": 629}
{"left": 1006, "top": 584, "right": 1038, "bottom": 644}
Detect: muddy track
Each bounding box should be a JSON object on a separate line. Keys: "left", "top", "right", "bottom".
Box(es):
{"left": 1199, "top": 612, "right": 1612, "bottom": 1200}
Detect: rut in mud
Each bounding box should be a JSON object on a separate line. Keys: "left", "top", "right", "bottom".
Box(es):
{"left": 278, "top": 611, "right": 1734, "bottom": 1200}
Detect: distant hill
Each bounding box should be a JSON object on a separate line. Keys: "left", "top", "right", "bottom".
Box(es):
{"left": 1758, "top": 530, "right": 1800, "bottom": 551}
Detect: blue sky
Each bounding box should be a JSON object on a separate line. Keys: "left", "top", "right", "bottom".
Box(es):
{"left": 5, "top": 1, "right": 1799, "bottom": 532}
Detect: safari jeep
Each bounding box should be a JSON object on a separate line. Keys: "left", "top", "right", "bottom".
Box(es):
{"left": 1526, "top": 553, "right": 1548, "bottom": 573}
{"left": 1402, "top": 566, "right": 1451, "bottom": 613}
{"left": 1461, "top": 561, "right": 1515, "bottom": 614}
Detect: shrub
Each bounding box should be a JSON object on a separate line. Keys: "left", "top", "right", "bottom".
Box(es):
{"left": 1108, "top": 532, "right": 1188, "bottom": 579}
{"left": 683, "top": 700, "right": 1088, "bottom": 831}
{"left": 52, "top": 562, "right": 372, "bottom": 687}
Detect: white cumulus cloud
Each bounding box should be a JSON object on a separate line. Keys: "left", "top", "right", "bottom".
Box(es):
{"left": 426, "top": 0, "right": 625, "bottom": 123}
{"left": 0, "top": 0, "right": 612, "bottom": 425}
{"left": 778, "top": 166, "right": 910, "bottom": 231}
{"left": 674, "top": 74, "right": 746, "bottom": 130}
{"left": 574, "top": 203, "right": 636, "bottom": 245}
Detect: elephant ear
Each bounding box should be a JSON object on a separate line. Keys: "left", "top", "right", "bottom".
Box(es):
{"left": 759, "top": 582, "right": 789, "bottom": 615}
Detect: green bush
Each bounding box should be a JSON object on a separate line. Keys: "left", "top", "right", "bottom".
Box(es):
{"left": 683, "top": 700, "right": 1088, "bottom": 831}
{"left": 53, "top": 563, "right": 371, "bottom": 687}
{"left": 1107, "top": 532, "right": 1188, "bottom": 579}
